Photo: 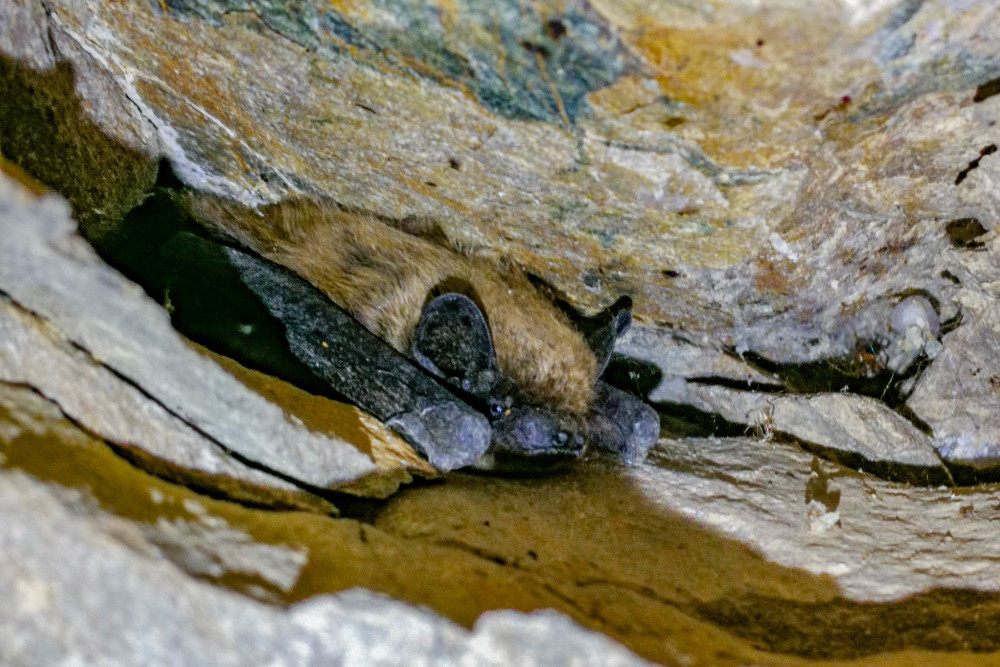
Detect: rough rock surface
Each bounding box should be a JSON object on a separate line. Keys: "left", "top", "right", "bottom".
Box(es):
{"left": 4, "top": 0, "right": 1000, "bottom": 663}
{"left": 635, "top": 436, "right": 1000, "bottom": 602}
{"left": 907, "top": 288, "right": 1000, "bottom": 469}
{"left": 4, "top": 0, "right": 1000, "bottom": 464}
{"left": 0, "top": 468, "right": 649, "bottom": 667}
{"left": 7, "top": 366, "right": 1000, "bottom": 664}
{"left": 0, "top": 174, "right": 379, "bottom": 489}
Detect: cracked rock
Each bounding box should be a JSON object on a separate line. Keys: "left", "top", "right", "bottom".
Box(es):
{"left": 908, "top": 290, "right": 1000, "bottom": 469}
{"left": 0, "top": 172, "right": 376, "bottom": 490}
{"left": 0, "top": 300, "right": 306, "bottom": 496}
{"left": 672, "top": 383, "right": 947, "bottom": 482}
{"left": 634, "top": 436, "right": 1000, "bottom": 602}
{"left": 768, "top": 393, "right": 937, "bottom": 466}
{"left": 4, "top": 0, "right": 1000, "bottom": 661}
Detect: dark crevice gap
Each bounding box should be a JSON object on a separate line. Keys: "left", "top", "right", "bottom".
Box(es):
{"left": 943, "top": 462, "right": 1000, "bottom": 487}
{"left": 895, "top": 403, "right": 934, "bottom": 435}
{"left": 64, "top": 334, "right": 369, "bottom": 507}
{"left": 955, "top": 144, "right": 998, "bottom": 185}
{"left": 974, "top": 76, "right": 1000, "bottom": 103}
{"left": 603, "top": 341, "right": 978, "bottom": 486}
{"left": 0, "top": 378, "right": 326, "bottom": 509}
{"left": 685, "top": 376, "right": 787, "bottom": 393}
{"left": 792, "top": 438, "right": 954, "bottom": 487}
{"left": 601, "top": 353, "right": 748, "bottom": 439}
{"left": 945, "top": 216, "right": 988, "bottom": 249}
{"left": 736, "top": 348, "right": 910, "bottom": 407}
{"left": 601, "top": 354, "right": 663, "bottom": 399}
{"left": 652, "top": 402, "right": 748, "bottom": 440}
{"left": 103, "top": 438, "right": 337, "bottom": 513}
{"left": 658, "top": 422, "right": 956, "bottom": 488}
{"left": 92, "top": 189, "right": 348, "bottom": 402}
{"left": 734, "top": 346, "right": 940, "bottom": 438}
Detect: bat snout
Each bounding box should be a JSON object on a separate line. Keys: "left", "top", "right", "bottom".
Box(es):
{"left": 482, "top": 406, "right": 585, "bottom": 472}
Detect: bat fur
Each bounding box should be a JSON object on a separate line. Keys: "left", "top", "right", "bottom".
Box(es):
{"left": 179, "top": 193, "right": 601, "bottom": 417}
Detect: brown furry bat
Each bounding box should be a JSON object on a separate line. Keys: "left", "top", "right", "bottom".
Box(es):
{"left": 176, "top": 192, "right": 658, "bottom": 468}
{"left": 180, "top": 194, "right": 600, "bottom": 415}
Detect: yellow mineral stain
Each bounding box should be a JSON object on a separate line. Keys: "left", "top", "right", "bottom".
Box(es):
{"left": 587, "top": 75, "right": 663, "bottom": 117}
{"left": 617, "top": 13, "right": 854, "bottom": 171}
{"left": 0, "top": 153, "right": 50, "bottom": 196}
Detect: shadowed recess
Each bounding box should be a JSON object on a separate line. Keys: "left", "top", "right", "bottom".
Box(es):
{"left": 0, "top": 56, "right": 157, "bottom": 239}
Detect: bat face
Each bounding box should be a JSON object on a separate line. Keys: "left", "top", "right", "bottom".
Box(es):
{"left": 412, "top": 291, "right": 659, "bottom": 470}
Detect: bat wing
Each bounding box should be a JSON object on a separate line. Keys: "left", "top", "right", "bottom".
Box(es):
{"left": 221, "top": 246, "right": 491, "bottom": 471}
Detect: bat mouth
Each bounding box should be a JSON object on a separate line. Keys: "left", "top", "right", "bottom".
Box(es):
{"left": 485, "top": 406, "right": 585, "bottom": 471}
{"left": 477, "top": 382, "right": 661, "bottom": 471}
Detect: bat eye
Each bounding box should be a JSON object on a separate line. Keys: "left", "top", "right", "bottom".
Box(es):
{"left": 489, "top": 401, "right": 505, "bottom": 417}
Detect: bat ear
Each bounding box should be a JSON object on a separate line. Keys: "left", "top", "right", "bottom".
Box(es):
{"left": 586, "top": 295, "right": 632, "bottom": 378}
{"left": 413, "top": 293, "right": 499, "bottom": 399}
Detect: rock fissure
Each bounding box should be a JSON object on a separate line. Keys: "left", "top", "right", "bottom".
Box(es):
{"left": 45, "top": 316, "right": 344, "bottom": 498}
{"left": 0, "top": 377, "right": 336, "bottom": 513}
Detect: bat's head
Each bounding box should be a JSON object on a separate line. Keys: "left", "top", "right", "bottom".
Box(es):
{"left": 412, "top": 291, "right": 658, "bottom": 471}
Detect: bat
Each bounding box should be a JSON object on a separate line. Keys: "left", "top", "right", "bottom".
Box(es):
{"left": 102, "top": 188, "right": 659, "bottom": 472}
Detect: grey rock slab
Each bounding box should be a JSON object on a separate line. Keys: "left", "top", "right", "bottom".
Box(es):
{"left": 0, "top": 174, "right": 376, "bottom": 488}
{"left": 769, "top": 393, "right": 944, "bottom": 470}
{"left": 0, "top": 0, "right": 57, "bottom": 70}
{"left": 901, "top": 138, "right": 1000, "bottom": 467}
{"left": 643, "top": 377, "right": 765, "bottom": 427}
{"left": 908, "top": 289, "right": 1000, "bottom": 467}
{"left": 633, "top": 436, "right": 1000, "bottom": 602}
{"left": 466, "top": 609, "right": 652, "bottom": 667}
{"left": 672, "top": 380, "right": 945, "bottom": 472}
{"left": 0, "top": 468, "right": 649, "bottom": 666}
{"left": 44, "top": 8, "right": 162, "bottom": 159}
{"left": 620, "top": 324, "right": 945, "bottom": 473}
{"left": 145, "top": 512, "right": 308, "bottom": 594}
{"left": 0, "top": 298, "right": 301, "bottom": 491}
{"left": 615, "top": 324, "right": 778, "bottom": 405}
{"left": 1, "top": 0, "right": 996, "bottom": 347}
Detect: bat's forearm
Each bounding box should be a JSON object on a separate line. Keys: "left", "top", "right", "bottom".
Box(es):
{"left": 222, "top": 245, "right": 490, "bottom": 470}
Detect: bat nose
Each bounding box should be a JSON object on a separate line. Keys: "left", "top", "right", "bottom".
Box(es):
{"left": 486, "top": 407, "right": 584, "bottom": 471}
